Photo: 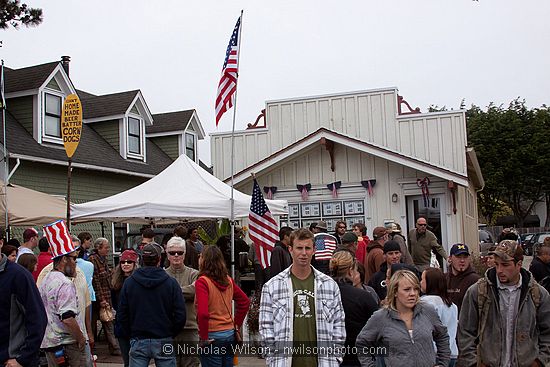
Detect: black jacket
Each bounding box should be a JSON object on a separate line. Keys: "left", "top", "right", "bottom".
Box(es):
{"left": 337, "top": 279, "right": 379, "bottom": 366}
{"left": 529, "top": 256, "right": 550, "bottom": 283}
{"left": 118, "top": 266, "right": 186, "bottom": 339}
{"left": 368, "top": 262, "right": 389, "bottom": 301}
{"left": 269, "top": 241, "right": 292, "bottom": 279}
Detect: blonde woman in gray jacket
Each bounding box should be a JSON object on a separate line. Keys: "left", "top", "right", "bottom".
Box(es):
{"left": 356, "top": 269, "right": 450, "bottom": 367}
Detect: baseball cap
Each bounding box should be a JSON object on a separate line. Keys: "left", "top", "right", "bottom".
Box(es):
{"left": 120, "top": 249, "right": 139, "bottom": 263}
{"left": 450, "top": 243, "right": 470, "bottom": 256}
{"left": 315, "top": 220, "right": 328, "bottom": 230}
{"left": 489, "top": 240, "right": 523, "bottom": 262}
{"left": 373, "top": 226, "right": 387, "bottom": 240}
{"left": 341, "top": 232, "right": 358, "bottom": 244}
{"left": 142, "top": 243, "right": 162, "bottom": 259}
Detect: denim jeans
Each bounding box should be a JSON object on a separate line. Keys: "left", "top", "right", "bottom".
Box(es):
{"left": 199, "top": 329, "right": 234, "bottom": 367}
{"left": 129, "top": 337, "right": 175, "bottom": 367}
{"left": 448, "top": 358, "right": 457, "bottom": 367}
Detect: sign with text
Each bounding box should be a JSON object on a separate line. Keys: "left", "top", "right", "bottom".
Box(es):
{"left": 61, "top": 94, "right": 82, "bottom": 158}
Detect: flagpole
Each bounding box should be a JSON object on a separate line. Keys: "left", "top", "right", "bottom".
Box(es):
{"left": 230, "top": 10, "right": 244, "bottom": 280}
{"left": 1, "top": 60, "right": 8, "bottom": 232}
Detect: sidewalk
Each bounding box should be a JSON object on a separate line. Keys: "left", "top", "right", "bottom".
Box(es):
{"left": 93, "top": 339, "right": 266, "bottom": 367}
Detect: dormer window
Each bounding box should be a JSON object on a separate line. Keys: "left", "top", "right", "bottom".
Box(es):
{"left": 128, "top": 117, "right": 141, "bottom": 155}
{"left": 44, "top": 93, "right": 62, "bottom": 138}
{"left": 185, "top": 132, "right": 196, "bottom": 161}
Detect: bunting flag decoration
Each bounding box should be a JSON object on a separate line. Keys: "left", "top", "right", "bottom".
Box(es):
{"left": 263, "top": 186, "right": 277, "bottom": 200}
{"left": 417, "top": 177, "right": 431, "bottom": 207}
{"left": 249, "top": 179, "right": 279, "bottom": 269}
{"left": 297, "top": 184, "right": 311, "bottom": 201}
{"left": 361, "top": 179, "right": 377, "bottom": 196}
{"left": 327, "top": 181, "right": 341, "bottom": 198}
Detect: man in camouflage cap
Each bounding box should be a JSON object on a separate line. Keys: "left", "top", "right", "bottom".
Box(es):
{"left": 458, "top": 240, "right": 550, "bottom": 366}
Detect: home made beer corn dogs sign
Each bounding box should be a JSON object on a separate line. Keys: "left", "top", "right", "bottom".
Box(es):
{"left": 61, "top": 94, "right": 82, "bottom": 158}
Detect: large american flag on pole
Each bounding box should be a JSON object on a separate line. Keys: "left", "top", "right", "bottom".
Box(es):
{"left": 248, "top": 179, "right": 279, "bottom": 269}
{"left": 215, "top": 15, "right": 241, "bottom": 126}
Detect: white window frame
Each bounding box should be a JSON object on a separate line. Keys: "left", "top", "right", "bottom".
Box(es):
{"left": 126, "top": 114, "right": 145, "bottom": 160}
{"left": 42, "top": 90, "right": 65, "bottom": 144}
{"left": 185, "top": 131, "right": 197, "bottom": 162}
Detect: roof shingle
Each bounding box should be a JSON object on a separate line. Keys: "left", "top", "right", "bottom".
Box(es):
{"left": 147, "top": 110, "right": 194, "bottom": 134}
{"left": 4, "top": 62, "right": 59, "bottom": 93}
{"left": 81, "top": 90, "right": 139, "bottom": 119}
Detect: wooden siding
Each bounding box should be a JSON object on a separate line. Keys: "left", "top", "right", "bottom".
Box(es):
{"left": 46, "top": 78, "right": 62, "bottom": 91}
{"left": 151, "top": 135, "right": 180, "bottom": 161}
{"left": 90, "top": 119, "right": 120, "bottom": 153}
{"left": 211, "top": 88, "right": 468, "bottom": 181}
{"left": 7, "top": 96, "right": 33, "bottom": 136}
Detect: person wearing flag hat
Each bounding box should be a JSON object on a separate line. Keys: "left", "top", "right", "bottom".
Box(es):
{"left": 38, "top": 220, "right": 87, "bottom": 366}
{"left": 445, "top": 243, "right": 479, "bottom": 315}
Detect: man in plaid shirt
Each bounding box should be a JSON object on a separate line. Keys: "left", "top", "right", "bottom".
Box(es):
{"left": 260, "top": 228, "right": 346, "bottom": 367}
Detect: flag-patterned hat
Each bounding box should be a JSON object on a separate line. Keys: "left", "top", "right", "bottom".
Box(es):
{"left": 43, "top": 220, "right": 77, "bottom": 259}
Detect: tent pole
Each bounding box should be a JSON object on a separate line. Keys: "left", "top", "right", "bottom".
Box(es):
{"left": 2, "top": 60, "right": 8, "bottom": 230}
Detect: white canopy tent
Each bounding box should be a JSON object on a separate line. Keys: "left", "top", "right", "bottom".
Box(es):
{"left": 71, "top": 155, "right": 288, "bottom": 223}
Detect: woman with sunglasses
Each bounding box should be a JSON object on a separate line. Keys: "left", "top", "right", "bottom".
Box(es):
{"left": 195, "top": 245, "right": 250, "bottom": 367}
{"left": 111, "top": 249, "right": 138, "bottom": 367}
{"left": 165, "top": 236, "right": 200, "bottom": 367}
{"left": 356, "top": 269, "right": 450, "bottom": 367}
{"left": 330, "top": 250, "right": 379, "bottom": 366}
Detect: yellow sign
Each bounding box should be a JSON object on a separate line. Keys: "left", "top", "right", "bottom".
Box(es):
{"left": 61, "top": 94, "right": 82, "bottom": 158}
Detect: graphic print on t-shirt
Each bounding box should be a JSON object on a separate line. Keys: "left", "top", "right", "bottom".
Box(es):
{"left": 295, "top": 289, "right": 314, "bottom": 317}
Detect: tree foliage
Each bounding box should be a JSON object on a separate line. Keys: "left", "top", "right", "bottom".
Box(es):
{"left": 0, "top": 0, "right": 42, "bottom": 29}
{"left": 467, "top": 99, "right": 550, "bottom": 226}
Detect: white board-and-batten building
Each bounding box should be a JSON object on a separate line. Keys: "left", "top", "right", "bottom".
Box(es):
{"left": 210, "top": 87, "right": 484, "bottom": 253}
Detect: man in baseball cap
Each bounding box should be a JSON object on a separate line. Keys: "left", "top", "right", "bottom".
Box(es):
{"left": 446, "top": 243, "right": 479, "bottom": 315}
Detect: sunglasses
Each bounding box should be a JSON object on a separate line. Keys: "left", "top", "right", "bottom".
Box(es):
{"left": 66, "top": 255, "right": 78, "bottom": 261}
{"left": 417, "top": 223, "right": 427, "bottom": 227}
{"left": 168, "top": 251, "right": 185, "bottom": 256}
{"left": 120, "top": 260, "right": 135, "bottom": 265}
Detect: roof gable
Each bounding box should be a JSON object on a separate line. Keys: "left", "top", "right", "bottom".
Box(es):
{"left": 147, "top": 110, "right": 194, "bottom": 134}
{"left": 4, "top": 61, "right": 59, "bottom": 94}
{"left": 226, "top": 127, "right": 470, "bottom": 187}
{"left": 81, "top": 90, "right": 139, "bottom": 120}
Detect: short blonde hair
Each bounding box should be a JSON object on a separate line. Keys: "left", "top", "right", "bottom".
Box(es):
{"left": 384, "top": 269, "right": 420, "bottom": 311}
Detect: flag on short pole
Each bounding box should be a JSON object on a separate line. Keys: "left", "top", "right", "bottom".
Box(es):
{"left": 248, "top": 179, "right": 279, "bottom": 269}
{"left": 215, "top": 15, "right": 242, "bottom": 126}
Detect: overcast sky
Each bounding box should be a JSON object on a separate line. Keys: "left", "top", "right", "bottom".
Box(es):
{"left": 2, "top": 0, "right": 549, "bottom": 165}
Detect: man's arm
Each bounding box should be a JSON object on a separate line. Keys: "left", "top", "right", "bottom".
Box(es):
{"left": 270, "top": 247, "right": 283, "bottom": 278}
{"left": 62, "top": 317, "right": 86, "bottom": 349}
{"left": 181, "top": 269, "right": 198, "bottom": 300}
{"left": 457, "top": 285, "right": 480, "bottom": 367}
{"left": 430, "top": 232, "right": 448, "bottom": 260}
{"left": 13, "top": 271, "right": 47, "bottom": 367}
{"left": 535, "top": 285, "right": 550, "bottom": 366}
{"left": 328, "top": 283, "right": 346, "bottom": 363}
{"left": 259, "top": 282, "right": 275, "bottom": 347}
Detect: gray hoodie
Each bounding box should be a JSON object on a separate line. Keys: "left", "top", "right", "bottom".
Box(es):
{"left": 356, "top": 302, "right": 450, "bottom": 367}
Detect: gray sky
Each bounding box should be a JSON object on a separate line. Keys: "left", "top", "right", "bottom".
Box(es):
{"left": 2, "top": 0, "right": 549, "bottom": 165}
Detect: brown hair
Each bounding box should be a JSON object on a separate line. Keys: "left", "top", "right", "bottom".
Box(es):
{"left": 198, "top": 245, "right": 229, "bottom": 286}
{"left": 111, "top": 261, "right": 137, "bottom": 291}
{"left": 423, "top": 268, "right": 452, "bottom": 307}
{"left": 1, "top": 244, "right": 17, "bottom": 257}
{"left": 17, "top": 253, "right": 37, "bottom": 273}
{"left": 289, "top": 228, "right": 314, "bottom": 247}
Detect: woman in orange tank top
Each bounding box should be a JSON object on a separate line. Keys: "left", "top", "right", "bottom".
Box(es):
{"left": 195, "top": 246, "right": 250, "bottom": 367}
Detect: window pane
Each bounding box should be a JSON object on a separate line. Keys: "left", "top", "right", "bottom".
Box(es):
{"left": 45, "top": 115, "right": 61, "bottom": 137}
{"left": 186, "top": 133, "right": 194, "bottom": 149}
{"left": 186, "top": 148, "right": 195, "bottom": 161}
{"left": 45, "top": 94, "right": 61, "bottom": 115}
{"left": 128, "top": 117, "right": 140, "bottom": 135}
{"left": 128, "top": 135, "right": 140, "bottom": 154}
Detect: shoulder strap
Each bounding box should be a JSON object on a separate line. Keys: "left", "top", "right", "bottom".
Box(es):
{"left": 216, "top": 278, "right": 237, "bottom": 328}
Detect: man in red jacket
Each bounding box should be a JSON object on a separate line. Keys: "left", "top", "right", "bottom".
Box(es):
{"left": 364, "top": 227, "right": 388, "bottom": 284}
{"left": 32, "top": 237, "right": 52, "bottom": 282}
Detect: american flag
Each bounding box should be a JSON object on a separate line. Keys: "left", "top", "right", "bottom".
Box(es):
{"left": 248, "top": 179, "right": 279, "bottom": 269}
{"left": 215, "top": 15, "right": 241, "bottom": 126}
{"left": 313, "top": 233, "right": 337, "bottom": 260}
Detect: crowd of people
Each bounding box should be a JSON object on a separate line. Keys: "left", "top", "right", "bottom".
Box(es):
{"left": 2, "top": 218, "right": 550, "bottom": 367}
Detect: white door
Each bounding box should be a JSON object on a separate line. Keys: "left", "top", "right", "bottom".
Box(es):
{"left": 406, "top": 194, "right": 448, "bottom": 266}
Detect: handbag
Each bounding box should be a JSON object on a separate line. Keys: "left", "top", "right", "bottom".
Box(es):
{"left": 218, "top": 282, "right": 243, "bottom": 346}
{"left": 99, "top": 305, "right": 115, "bottom": 322}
